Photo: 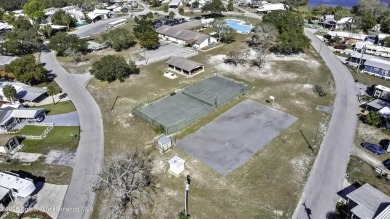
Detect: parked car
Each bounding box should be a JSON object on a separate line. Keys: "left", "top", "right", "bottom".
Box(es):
{"left": 383, "top": 159, "right": 390, "bottom": 170}
{"left": 334, "top": 44, "right": 348, "bottom": 50}
{"left": 361, "top": 142, "right": 386, "bottom": 155}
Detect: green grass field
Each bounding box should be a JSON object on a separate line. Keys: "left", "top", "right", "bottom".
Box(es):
{"left": 34, "top": 100, "right": 76, "bottom": 115}
{"left": 20, "top": 126, "right": 80, "bottom": 154}
{"left": 347, "top": 156, "right": 390, "bottom": 196}
{"left": 16, "top": 125, "right": 48, "bottom": 136}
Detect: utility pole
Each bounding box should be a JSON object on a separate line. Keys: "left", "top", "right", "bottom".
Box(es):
{"left": 184, "top": 175, "right": 190, "bottom": 217}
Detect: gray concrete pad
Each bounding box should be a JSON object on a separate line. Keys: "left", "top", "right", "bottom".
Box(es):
{"left": 45, "top": 150, "right": 76, "bottom": 167}
{"left": 11, "top": 152, "right": 41, "bottom": 163}
{"left": 136, "top": 44, "right": 198, "bottom": 65}
{"left": 7, "top": 183, "right": 68, "bottom": 219}
{"left": 43, "top": 112, "right": 79, "bottom": 126}
{"left": 177, "top": 99, "right": 298, "bottom": 176}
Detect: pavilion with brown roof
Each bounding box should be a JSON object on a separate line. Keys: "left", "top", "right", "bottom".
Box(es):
{"left": 166, "top": 57, "right": 204, "bottom": 76}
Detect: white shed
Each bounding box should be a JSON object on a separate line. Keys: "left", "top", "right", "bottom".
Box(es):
{"left": 156, "top": 136, "right": 172, "bottom": 153}
{"left": 169, "top": 156, "right": 185, "bottom": 175}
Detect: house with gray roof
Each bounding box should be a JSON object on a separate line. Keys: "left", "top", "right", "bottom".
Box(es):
{"left": 156, "top": 25, "right": 217, "bottom": 49}
{"left": 166, "top": 57, "right": 204, "bottom": 76}
{"left": 0, "top": 108, "right": 45, "bottom": 132}
{"left": 346, "top": 52, "right": 390, "bottom": 79}
{"left": 340, "top": 184, "right": 390, "bottom": 219}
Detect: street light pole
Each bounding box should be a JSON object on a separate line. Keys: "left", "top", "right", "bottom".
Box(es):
{"left": 184, "top": 175, "right": 190, "bottom": 217}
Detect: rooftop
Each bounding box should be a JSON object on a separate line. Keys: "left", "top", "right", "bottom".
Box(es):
{"left": 347, "top": 184, "right": 390, "bottom": 219}
{"left": 156, "top": 25, "right": 210, "bottom": 45}
{"left": 367, "top": 99, "right": 390, "bottom": 110}
{"left": 365, "top": 58, "right": 390, "bottom": 70}
{"left": 327, "top": 31, "right": 366, "bottom": 40}
{"left": 376, "top": 85, "right": 390, "bottom": 93}
{"left": 166, "top": 57, "right": 204, "bottom": 72}
{"left": 0, "top": 56, "right": 16, "bottom": 66}
{"left": 171, "top": 20, "right": 202, "bottom": 30}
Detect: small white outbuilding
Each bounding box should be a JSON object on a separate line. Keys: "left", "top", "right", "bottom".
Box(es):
{"left": 156, "top": 136, "right": 172, "bottom": 154}
{"left": 169, "top": 156, "right": 185, "bottom": 175}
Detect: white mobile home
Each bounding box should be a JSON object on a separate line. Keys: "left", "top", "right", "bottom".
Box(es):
{"left": 256, "top": 3, "right": 286, "bottom": 13}
{"left": 0, "top": 172, "right": 35, "bottom": 198}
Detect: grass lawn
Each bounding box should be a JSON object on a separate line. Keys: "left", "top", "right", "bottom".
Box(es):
{"left": 87, "top": 26, "right": 335, "bottom": 218}
{"left": 35, "top": 79, "right": 62, "bottom": 95}
{"left": 0, "top": 160, "right": 73, "bottom": 184}
{"left": 346, "top": 65, "right": 390, "bottom": 88}
{"left": 34, "top": 100, "right": 76, "bottom": 115}
{"left": 16, "top": 125, "right": 48, "bottom": 136}
{"left": 347, "top": 156, "right": 390, "bottom": 196}
{"left": 20, "top": 126, "right": 80, "bottom": 154}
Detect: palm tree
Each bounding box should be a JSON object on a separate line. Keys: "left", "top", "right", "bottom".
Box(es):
{"left": 2, "top": 85, "right": 17, "bottom": 103}
{"left": 47, "top": 85, "right": 56, "bottom": 104}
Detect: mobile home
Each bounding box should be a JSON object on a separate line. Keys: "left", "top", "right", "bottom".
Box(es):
{"left": 0, "top": 172, "right": 35, "bottom": 198}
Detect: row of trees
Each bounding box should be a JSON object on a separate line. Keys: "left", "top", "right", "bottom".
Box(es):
{"left": 133, "top": 16, "right": 160, "bottom": 50}
{"left": 0, "top": 0, "right": 83, "bottom": 11}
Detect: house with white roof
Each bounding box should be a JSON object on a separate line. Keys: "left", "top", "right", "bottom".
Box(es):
{"left": 87, "top": 9, "right": 111, "bottom": 22}
{"left": 256, "top": 3, "right": 287, "bottom": 13}
{"left": 336, "top": 17, "right": 353, "bottom": 30}
{"left": 339, "top": 184, "right": 390, "bottom": 219}
{"left": 0, "top": 82, "right": 47, "bottom": 103}
{"left": 0, "top": 22, "right": 13, "bottom": 32}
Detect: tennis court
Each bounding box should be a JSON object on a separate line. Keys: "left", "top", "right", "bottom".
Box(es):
{"left": 133, "top": 75, "right": 250, "bottom": 134}
{"left": 177, "top": 99, "right": 298, "bottom": 176}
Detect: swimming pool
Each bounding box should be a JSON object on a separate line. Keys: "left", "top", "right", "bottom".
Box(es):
{"left": 225, "top": 19, "right": 252, "bottom": 33}
{"left": 76, "top": 20, "right": 88, "bottom": 27}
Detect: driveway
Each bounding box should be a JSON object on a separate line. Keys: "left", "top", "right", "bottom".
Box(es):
{"left": 293, "top": 29, "right": 359, "bottom": 218}
{"left": 43, "top": 112, "right": 79, "bottom": 126}
{"left": 40, "top": 51, "right": 104, "bottom": 219}
{"left": 7, "top": 183, "right": 68, "bottom": 219}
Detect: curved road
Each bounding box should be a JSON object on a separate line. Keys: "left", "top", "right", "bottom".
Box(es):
{"left": 40, "top": 51, "right": 104, "bottom": 219}
{"left": 293, "top": 30, "right": 359, "bottom": 218}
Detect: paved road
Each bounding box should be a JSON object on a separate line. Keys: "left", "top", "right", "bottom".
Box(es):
{"left": 40, "top": 51, "right": 104, "bottom": 219}
{"left": 292, "top": 30, "right": 359, "bottom": 218}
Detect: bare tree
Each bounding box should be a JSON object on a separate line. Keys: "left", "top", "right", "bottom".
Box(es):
{"left": 250, "top": 23, "right": 279, "bottom": 51}
{"left": 211, "top": 18, "right": 228, "bottom": 42}
{"left": 98, "top": 151, "right": 153, "bottom": 219}
{"left": 250, "top": 48, "right": 266, "bottom": 69}
{"left": 224, "top": 46, "right": 249, "bottom": 66}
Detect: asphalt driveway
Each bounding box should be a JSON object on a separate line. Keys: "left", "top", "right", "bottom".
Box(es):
{"left": 43, "top": 112, "right": 79, "bottom": 126}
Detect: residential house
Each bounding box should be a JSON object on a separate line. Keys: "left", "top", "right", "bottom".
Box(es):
{"left": 156, "top": 21, "right": 217, "bottom": 49}
{"left": 166, "top": 57, "right": 204, "bottom": 76}
{"left": 327, "top": 31, "right": 366, "bottom": 44}
{"left": 319, "top": 15, "right": 336, "bottom": 29}
{"left": 339, "top": 183, "right": 390, "bottom": 219}
{"left": 336, "top": 17, "right": 353, "bottom": 30}
{"left": 0, "top": 108, "right": 45, "bottom": 132}
{"left": 363, "top": 57, "right": 390, "bottom": 78}
{"left": 366, "top": 99, "right": 390, "bottom": 111}
{"left": 0, "top": 135, "right": 23, "bottom": 155}
{"left": 169, "top": 0, "right": 182, "bottom": 8}
{"left": 256, "top": 3, "right": 287, "bottom": 13}
{"left": 0, "top": 82, "right": 47, "bottom": 103}
{"left": 61, "top": 6, "right": 85, "bottom": 21}
{"left": 373, "top": 85, "right": 390, "bottom": 101}
{"left": 0, "top": 22, "right": 13, "bottom": 33}
{"left": 87, "top": 9, "right": 111, "bottom": 22}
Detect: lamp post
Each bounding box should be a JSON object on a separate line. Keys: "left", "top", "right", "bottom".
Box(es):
{"left": 184, "top": 175, "right": 190, "bottom": 216}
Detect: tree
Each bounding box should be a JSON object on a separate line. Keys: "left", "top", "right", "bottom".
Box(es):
{"left": 224, "top": 46, "right": 249, "bottom": 66}
{"left": 0, "top": 28, "right": 42, "bottom": 56}
{"left": 50, "top": 10, "right": 77, "bottom": 29}
{"left": 0, "top": 7, "right": 4, "bottom": 20}
{"left": 163, "top": 3, "right": 169, "bottom": 13}
{"left": 227, "top": 0, "right": 234, "bottom": 11}
{"left": 2, "top": 85, "right": 17, "bottom": 103}
{"left": 23, "top": 0, "right": 45, "bottom": 21}
{"left": 191, "top": 1, "right": 199, "bottom": 8}
{"left": 363, "top": 111, "right": 381, "bottom": 126}
{"left": 102, "top": 28, "right": 136, "bottom": 51}
{"left": 201, "top": 0, "right": 226, "bottom": 15}
{"left": 359, "top": 11, "right": 376, "bottom": 32}
{"left": 133, "top": 17, "right": 160, "bottom": 50}
{"left": 211, "top": 18, "right": 226, "bottom": 41}
{"left": 98, "top": 151, "right": 153, "bottom": 219}
{"left": 262, "top": 11, "right": 310, "bottom": 54}
{"left": 381, "top": 18, "right": 390, "bottom": 33}
{"left": 178, "top": 7, "right": 184, "bottom": 15}
{"left": 221, "top": 27, "right": 235, "bottom": 43}
{"left": 90, "top": 55, "right": 139, "bottom": 82}
{"left": 40, "top": 24, "right": 53, "bottom": 39}
{"left": 169, "top": 11, "right": 175, "bottom": 18}
{"left": 146, "top": 12, "right": 153, "bottom": 19}
{"left": 47, "top": 85, "right": 56, "bottom": 104}
{"left": 250, "top": 23, "right": 279, "bottom": 51}
{"left": 5, "top": 55, "right": 46, "bottom": 85}
{"left": 250, "top": 48, "right": 266, "bottom": 69}
{"left": 383, "top": 36, "right": 390, "bottom": 47}
{"left": 48, "top": 33, "right": 88, "bottom": 56}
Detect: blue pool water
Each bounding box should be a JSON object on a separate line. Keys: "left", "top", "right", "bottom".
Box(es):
{"left": 225, "top": 19, "right": 252, "bottom": 33}
{"left": 76, "top": 20, "right": 88, "bottom": 27}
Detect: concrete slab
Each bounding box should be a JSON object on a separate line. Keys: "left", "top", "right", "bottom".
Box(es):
{"left": 177, "top": 99, "right": 298, "bottom": 176}
{"left": 136, "top": 44, "right": 198, "bottom": 65}
{"left": 45, "top": 150, "right": 76, "bottom": 167}
{"left": 43, "top": 112, "right": 79, "bottom": 126}
{"left": 11, "top": 152, "right": 41, "bottom": 163}
{"left": 6, "top": 183, "right": 68, "bottom": 219}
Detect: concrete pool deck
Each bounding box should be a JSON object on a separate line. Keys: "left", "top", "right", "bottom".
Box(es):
{"left": 177, "top": 99, "right": 298, "bottom": 175}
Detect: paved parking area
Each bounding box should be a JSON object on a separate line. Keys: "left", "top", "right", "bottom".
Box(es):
{"left": 7, "top": 183, "right": 68, "bottom": 219}
{"left": 177, "top": 99, "right": 298, "bottom": 176}
{"left": 43, "top": 112, "right": 79, "bottom": 126}
{"left": 136, "top": 44, "right": 198, "bottom": 65}
{"left": 45, "top": 150, "right": 76, "bottom": 167}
